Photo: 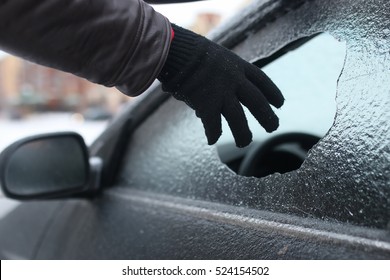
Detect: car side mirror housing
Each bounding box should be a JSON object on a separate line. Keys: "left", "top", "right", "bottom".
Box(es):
{"left": 0, "top": 132, "right": 101, "bottom": 200}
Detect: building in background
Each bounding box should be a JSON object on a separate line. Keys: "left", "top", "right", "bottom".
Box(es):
{"left": 0, "top": 56, "right": 129, "bottom": 119}
{"left": 0, "top": 56, "right": 22, "bottom": 112}
{"left": 190, "top": 13, "right": 221, "bottom": 35}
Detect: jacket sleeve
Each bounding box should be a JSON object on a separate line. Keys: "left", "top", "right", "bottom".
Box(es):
{"left": 0, "top": 0, "right": 171, "bottom": 96}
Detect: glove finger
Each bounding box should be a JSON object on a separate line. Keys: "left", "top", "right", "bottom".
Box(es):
{"left": 221, "top": 97, "right": 252, "bottom": 148}
{"left": 245, "top": 64, "right": 284, "bottom": 108}
{"left": 198, "top": 111, "right": 222, "bottom": 145}
{"left": 237, "top": 81, "right": 279, "bottom": 133}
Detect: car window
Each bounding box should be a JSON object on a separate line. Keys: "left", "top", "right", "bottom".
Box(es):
{"left": 216, "top": 33, "right": 346, "bottom": 177}
{"left": 220, "top": 33, "right": 345, "bottom": 144}
{"left": 118, "top": 0, "right": 389, "bottom": 230}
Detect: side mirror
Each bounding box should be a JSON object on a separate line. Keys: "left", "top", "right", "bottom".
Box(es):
{"left": 0, "top": 132, "right": 101, "bottom": 200}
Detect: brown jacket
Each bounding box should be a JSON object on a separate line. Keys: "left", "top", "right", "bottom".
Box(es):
{"left": 0, "top": 0, "right": 171, "bottom": 96}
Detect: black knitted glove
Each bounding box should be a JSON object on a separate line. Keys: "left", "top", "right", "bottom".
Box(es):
{"left": 158, "top": 24, "right": 284, "bottom": 147}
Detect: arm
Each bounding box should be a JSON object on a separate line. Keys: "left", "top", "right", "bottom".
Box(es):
{"left": 0, "top": 0, "right": 171, "bottom": 96}
{"left": 0, "top": 0, "right": 284, "bottom": 147}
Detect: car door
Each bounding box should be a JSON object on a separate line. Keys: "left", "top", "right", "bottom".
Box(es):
{"left": 1, "top": 0, "right": 389, "bottom": 259}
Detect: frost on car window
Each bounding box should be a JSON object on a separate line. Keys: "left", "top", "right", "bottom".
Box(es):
{"left": 119, "top": 0, "right": 390, "bottom": 229}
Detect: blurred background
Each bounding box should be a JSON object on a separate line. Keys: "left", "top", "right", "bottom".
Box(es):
{"left": 0, "top": 0, "right": 252, "bottom": 151}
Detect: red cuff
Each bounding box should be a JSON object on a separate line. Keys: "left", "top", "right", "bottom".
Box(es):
{"left": 170, "top": 27, "right": 175, "bottom": 42}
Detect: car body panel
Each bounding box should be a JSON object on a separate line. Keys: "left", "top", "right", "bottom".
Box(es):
{"left": 35, "top": 190, "right": 390, "bottom": 259}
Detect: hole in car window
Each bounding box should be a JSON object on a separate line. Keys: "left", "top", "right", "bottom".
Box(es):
{"left": 217, "top": 33, "right": 346, "bottom": 178}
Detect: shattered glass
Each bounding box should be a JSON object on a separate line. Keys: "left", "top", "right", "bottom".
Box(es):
{"left": 119, "top": 0, "right": 390, "bottom": 228}
{"left": 218, "top": 33, "right": 345, "bottom": 146}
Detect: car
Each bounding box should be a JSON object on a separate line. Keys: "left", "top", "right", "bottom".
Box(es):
{"left": 83, "top": 107, "right": 113, "bottom": 121}
{"left": 0, "top": 0, "right": 389, "bottom": 259}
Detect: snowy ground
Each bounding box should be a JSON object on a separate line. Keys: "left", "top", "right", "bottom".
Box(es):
{"left": 0, "top": 113, "right": 108, "bottom": 152}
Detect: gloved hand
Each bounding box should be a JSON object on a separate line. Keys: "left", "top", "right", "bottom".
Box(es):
{"left": 158, "top": 24, "right": 284, "bottom": 147}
